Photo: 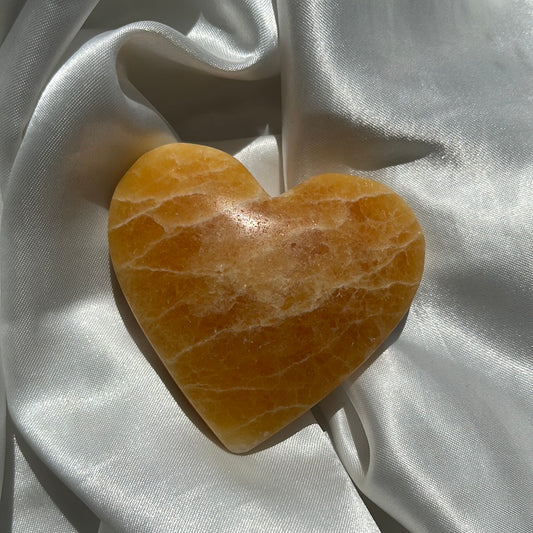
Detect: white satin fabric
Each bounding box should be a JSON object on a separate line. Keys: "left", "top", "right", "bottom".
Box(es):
{"left": 1, "top": 1, "right": 532, "bottom": 532}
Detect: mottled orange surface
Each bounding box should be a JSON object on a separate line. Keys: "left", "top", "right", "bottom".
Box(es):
{"left": 108, "top": 143, "right": 425, "bottom": 453}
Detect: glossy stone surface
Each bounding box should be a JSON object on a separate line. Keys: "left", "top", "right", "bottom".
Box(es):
{"left": 108, "top": 143, "right": 425, "bottom": 453}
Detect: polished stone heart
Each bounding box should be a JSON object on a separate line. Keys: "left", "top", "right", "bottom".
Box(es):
{"left": 108, "top": 143, "right": 425, "bottom": 453}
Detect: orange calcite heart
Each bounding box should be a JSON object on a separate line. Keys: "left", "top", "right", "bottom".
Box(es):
{"left": 108, "top": 143, "right": 425, "bottom": 453}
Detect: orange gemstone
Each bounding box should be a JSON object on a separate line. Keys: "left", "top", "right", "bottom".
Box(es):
{"left": 108, "top": 143, "right": 425, "bottom": 453}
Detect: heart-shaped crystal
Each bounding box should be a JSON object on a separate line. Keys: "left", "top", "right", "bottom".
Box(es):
{"left": 108, "top": 143, "right": 424, "bottom": 453}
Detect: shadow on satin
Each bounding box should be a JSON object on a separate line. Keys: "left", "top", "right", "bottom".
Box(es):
{"left": 285, "top": 113, "right": 440, "bottom": 182}
{"left": 0, "top": 413, "right": 100, "bottom": 533}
